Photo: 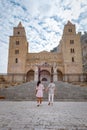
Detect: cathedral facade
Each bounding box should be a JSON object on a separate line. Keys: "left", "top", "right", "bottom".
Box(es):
{"left": 7, "top": 21, "right": 83, "bottom": 82}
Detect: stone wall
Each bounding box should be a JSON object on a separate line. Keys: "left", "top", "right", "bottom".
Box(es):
{"left": 0, "top": 73, "right": 87, "bottom": 83}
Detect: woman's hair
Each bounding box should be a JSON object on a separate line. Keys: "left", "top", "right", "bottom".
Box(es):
{"left": 37, "top": 81, "right": 41, "bottom": 86}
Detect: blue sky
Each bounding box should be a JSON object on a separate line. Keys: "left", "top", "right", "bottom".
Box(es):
{"left": 0, "top": 0, "right": 87, "bottom": 73}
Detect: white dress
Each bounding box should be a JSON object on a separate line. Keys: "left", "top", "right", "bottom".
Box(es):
{"left": 36, "top": 84, "right": 44, "bottom": 97}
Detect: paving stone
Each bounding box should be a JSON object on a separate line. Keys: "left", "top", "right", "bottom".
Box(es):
{"left": 0, "top": 101, "right": 87, "bottom": 130}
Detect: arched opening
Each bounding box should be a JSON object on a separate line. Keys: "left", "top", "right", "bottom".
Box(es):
{"left": 42, "top": 78, "right": 47, "bottom": 81}
{"left": 26, "top": 70, "right": 34, "bottom": 82}
{"left": 40, "top": 70, "right": 50, "bottom": 82}
{"left": 57, "top": 70, "right": 63, "bottom": 81}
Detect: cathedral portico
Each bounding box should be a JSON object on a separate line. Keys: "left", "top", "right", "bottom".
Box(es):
{"left": 35, "top": 62, "right": 53, "bottom": 82}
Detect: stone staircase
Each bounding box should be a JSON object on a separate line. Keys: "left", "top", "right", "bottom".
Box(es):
{"left": 0, "top": 81, "right": 87, "bottom": 101}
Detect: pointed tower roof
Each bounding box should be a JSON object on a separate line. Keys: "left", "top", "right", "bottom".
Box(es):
{"left": 67, "top": 20, "right": 73, "bottom": 25}
{"left": 17, "top": 22, "right": 23, "bottom": 27}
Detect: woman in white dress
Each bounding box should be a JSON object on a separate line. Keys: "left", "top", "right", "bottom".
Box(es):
{"left": 36, "top": 81, "right": 45, "bottom": 107}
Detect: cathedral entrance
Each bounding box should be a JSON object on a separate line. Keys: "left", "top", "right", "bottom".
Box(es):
{"left": 37, "top": 62, "right": 52, "bottom": 82}
{"left": 26, "top": 70, "right": 34, "bottom": 82}
{"left": 57, "top": 70, "right": 63, "bottom": 81}
{"left": 39, "top": 70, "right": 50, "bottom": 82}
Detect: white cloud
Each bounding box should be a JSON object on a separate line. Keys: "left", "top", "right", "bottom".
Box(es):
{"left": 0, "top": 0, "right": 87, "bottom": 73}
{"left": 0, "top": 43, "right": 8, "bottom": 73}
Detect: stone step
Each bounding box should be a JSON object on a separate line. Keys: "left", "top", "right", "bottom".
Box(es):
{"left": 0, "top": 81, "right": 87, "bottom": 101}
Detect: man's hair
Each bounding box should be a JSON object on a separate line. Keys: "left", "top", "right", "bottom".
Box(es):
{"left": 51, "top": 79, "right": 53, "bottom": 82}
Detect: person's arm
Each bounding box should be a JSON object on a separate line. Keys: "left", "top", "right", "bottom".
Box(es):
{"left": 54, "top": 85, "right": 56, "bottom": 95}
{"left": 36, "top": 86, "right": 38, "bottom": 94}
{"left": 43, "top": 86, "right": 45, "bottom": 91}
{"left": 46, "top": 87, "right": 48, "bottom": 92}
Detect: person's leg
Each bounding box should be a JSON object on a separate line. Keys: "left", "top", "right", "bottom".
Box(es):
{"left": 40, "top": 97, "right": 42, "bottom": 104}
{"left": 48, "top": 94, "right": 51, "bottom": 105}
{"left": 37, "top": 97, "right": 40, "bottom": 106}
{"left": 51, "top": 94, "right": 54, "bottom": 105}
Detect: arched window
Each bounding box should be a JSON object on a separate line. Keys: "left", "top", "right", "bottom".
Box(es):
{"left": 57, "top": 70, "right": 63, "bottom": 81}
{"left": 18, "top": 31, "right": 20, "bottom": 34}
{"left": 70, "top": 40, "right": 74, "bottom": 44}
{"left": 26, "top": 70, "right": 34, "bottom": 81}
{"left": 70, "top": 48, "right": 75, "bottom": 53}
{"left": 15, "top": 50, "right": 19, "bottom": 54}
{"left": 68, "top": 29, "right": 72, "bottom": 32}
{"left": 15, "top": 58, "right": 18, "bottom": 63}
{"left": 72, "top": 57, "right": 74, "bottom": 62}
{"left": 16, "top": 41, "right": 19, "bottom": 45}
{"left": 73, "top": 48, "right": 74, "bottom": 53}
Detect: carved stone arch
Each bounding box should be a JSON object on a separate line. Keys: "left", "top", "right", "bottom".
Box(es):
{"left": 57, "top": 69, "right": 63, "bottom": 81}
{"left": 40, "top": 70, "right": 51, "bottom": 82}
{"left": 26, "top": 69, "right": 34, "bottom": 82}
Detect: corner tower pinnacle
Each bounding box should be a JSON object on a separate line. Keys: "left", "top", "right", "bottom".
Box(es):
{"left": 17, "top": 22, "right": 23, "bottom": 27}
{"left": 13, "top": 21, "right": 26, "bottom": 36}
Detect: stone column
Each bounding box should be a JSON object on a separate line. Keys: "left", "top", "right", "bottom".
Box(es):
{"left": 53, "top": 67, "right": 57, "bottom": 81}
{"left": 12, "top": 74, "right": 14, "bottom": 82}
{"left": 80, "top": 74, "right": 84, "bottom": 82}
{"left": 23, "top": 74, "right": 26, "bottom": 82}
{"left": 64, "top": 74, "right": 68, "bottom": 82}
{"left": 34, "top": 66, "right": 38, "bottom": 81}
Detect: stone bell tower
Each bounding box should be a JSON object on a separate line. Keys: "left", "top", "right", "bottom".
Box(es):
{"left": 8, "top": 22, "right": 28, "bottom": 74}
{"left": 61, "top": 21, "right": 83, "bottom": 74}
